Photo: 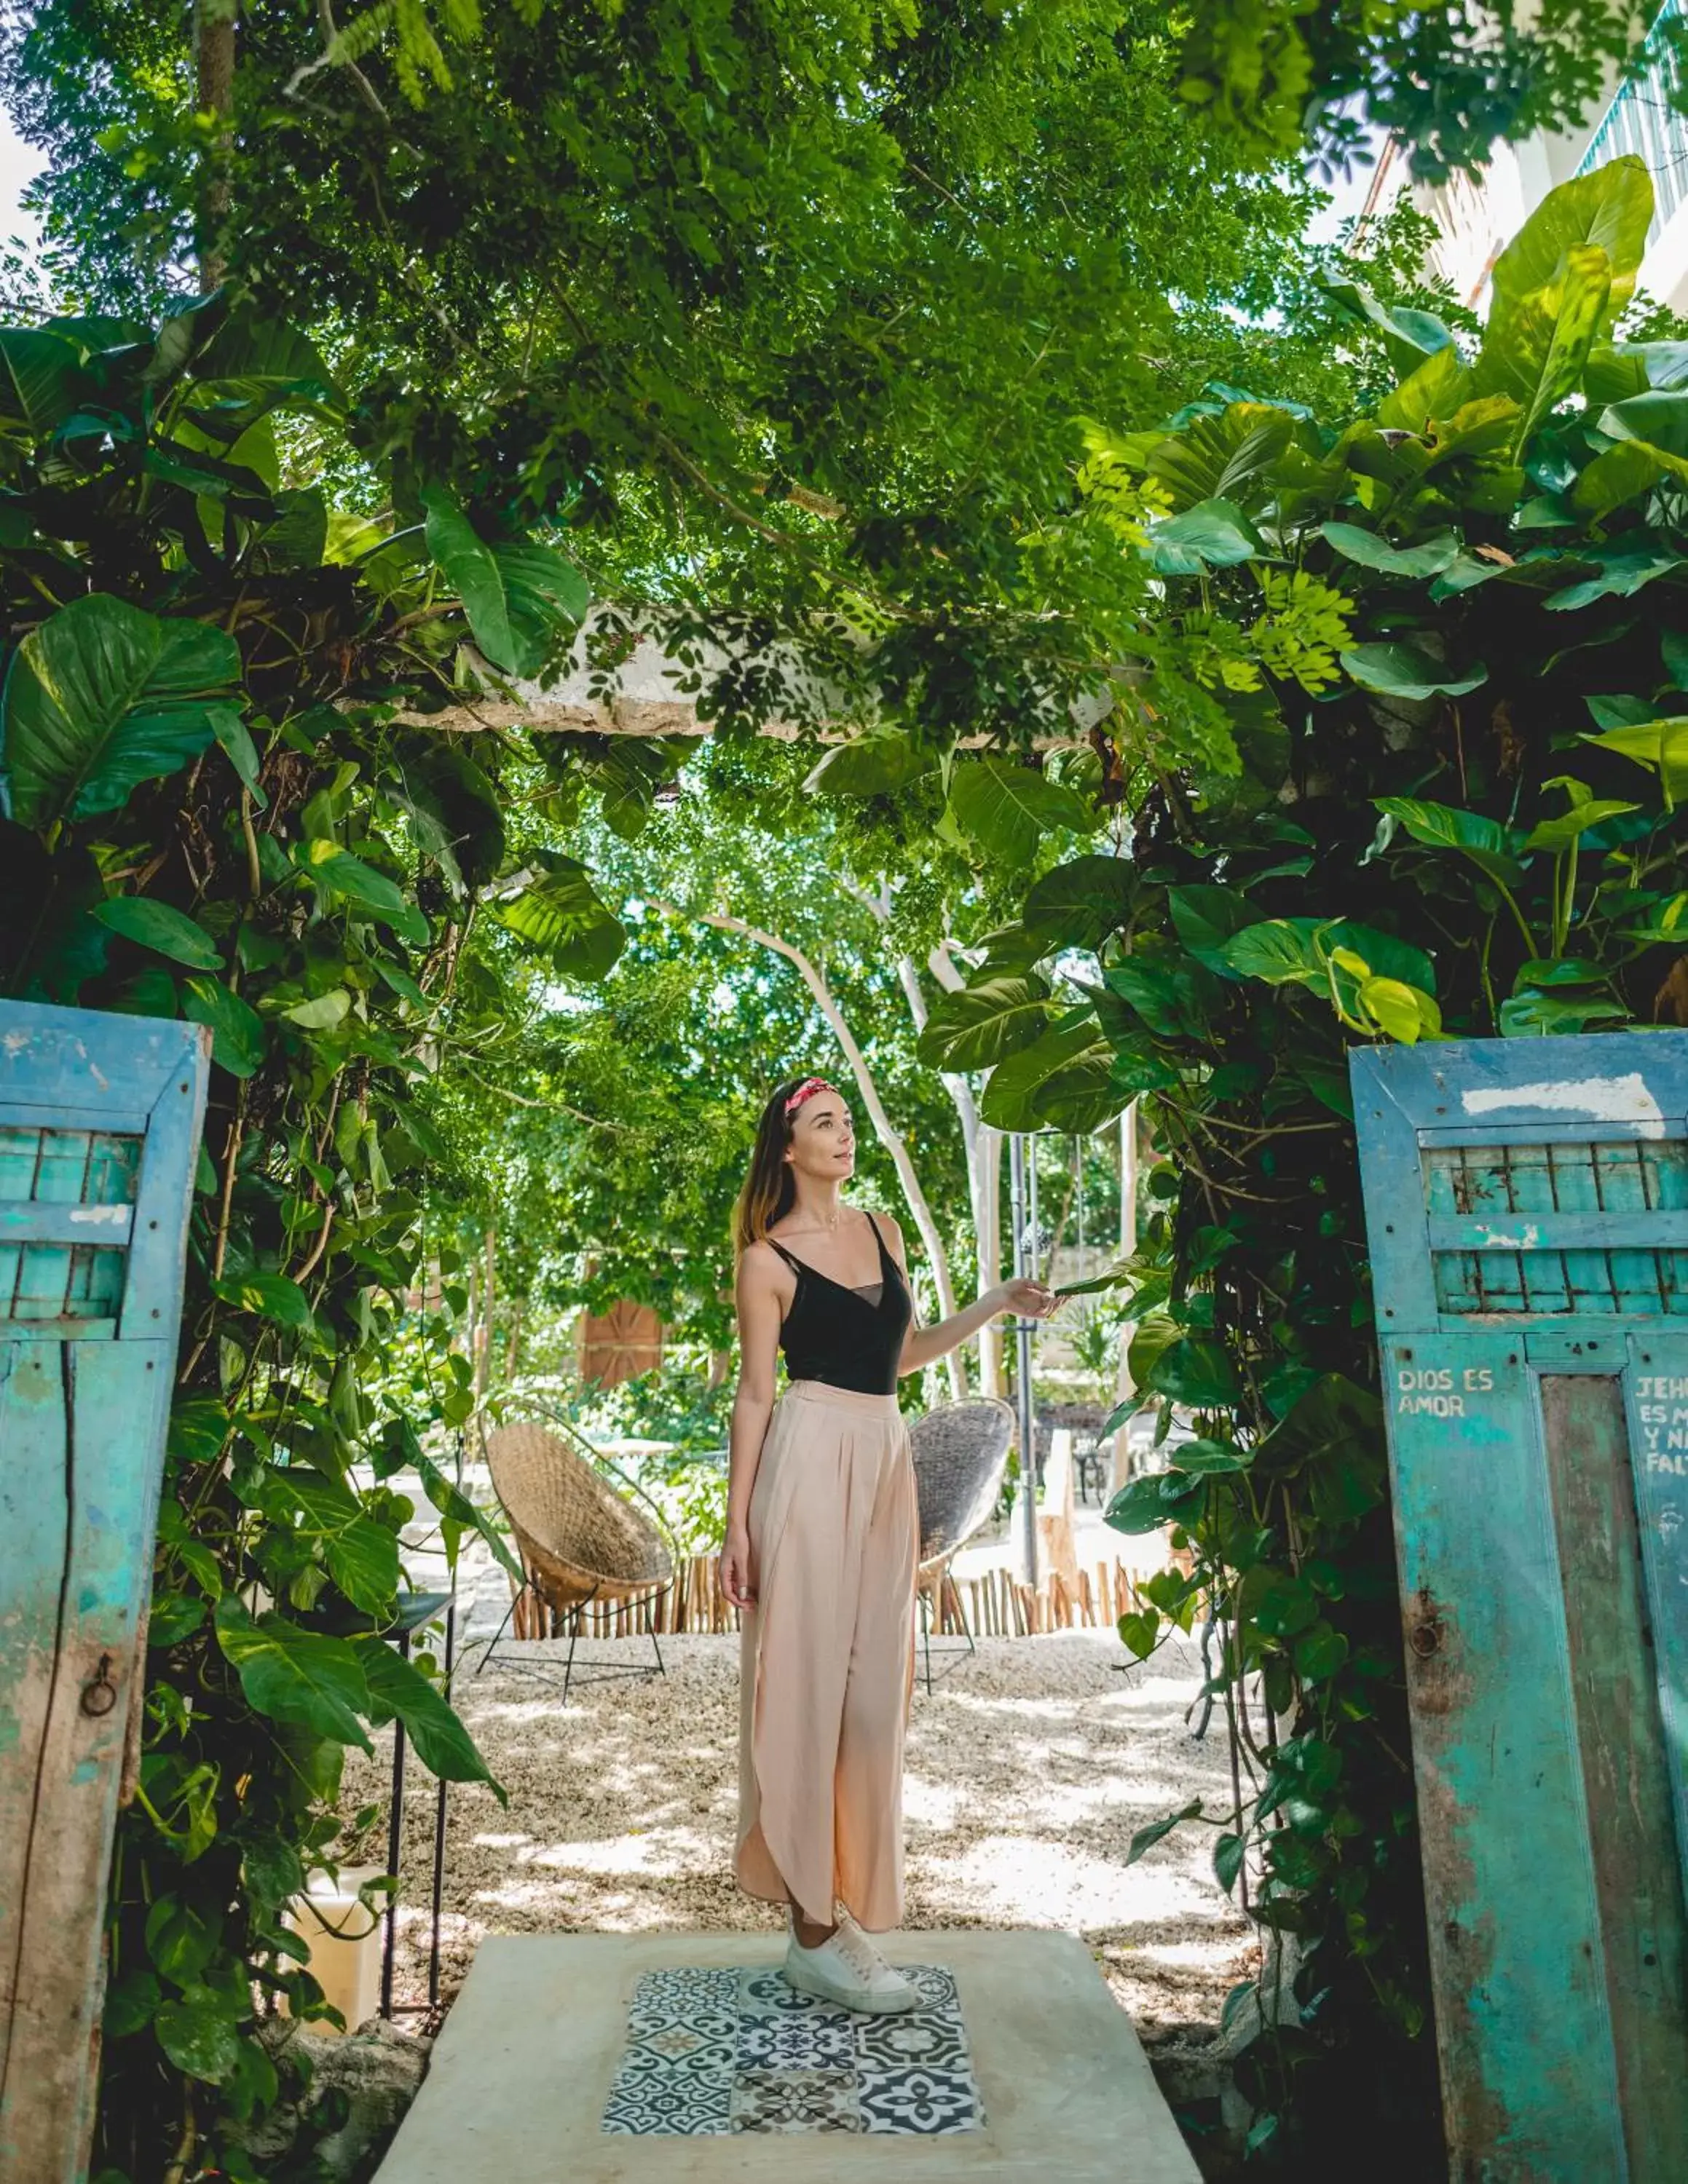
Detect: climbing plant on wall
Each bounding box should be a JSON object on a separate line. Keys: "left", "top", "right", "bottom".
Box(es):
{"left": 901, "top": 156, "right": 1688, "bottom": 2164}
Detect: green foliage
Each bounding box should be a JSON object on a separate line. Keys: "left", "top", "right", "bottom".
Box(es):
{"left": 0, "top": 290, "right": 606, "bottom": 2180}
{"left": 1175, "top": 0, "right": 1688, "bottom": 183}
{"left": 923, "top": 159, "right": 1688, "bottom": 2167}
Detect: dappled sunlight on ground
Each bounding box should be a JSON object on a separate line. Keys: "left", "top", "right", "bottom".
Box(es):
{"left": 343, "top": 1626, "right": 1254, "bottom": 2039}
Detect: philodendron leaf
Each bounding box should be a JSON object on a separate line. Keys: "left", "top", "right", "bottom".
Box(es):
{"left": 212, "top": 1268, "right": 315, "bottom": 1332}
{"left": 1125, "top": 1798, "right": 1204, "bottom": 1866}
{"left": 411, "top": 1449, "right": 526, "bottom": 1586}
{"left": 355, "top": 1639, "right": 504, "bottom": 1798}
{"left": 1542, "top": 545, "right": 1684, "bottom": 612}
{"left": 181, "top": 976, "right": 267, "bottom": 1077}
{"left": 1117, "top": 1608, "right": 1160, "bottom": 1660}
{"left": 1339, "top": 641, "right": 1486, "bottom": 701}
{"left": 291, "top": 839, "right": 430, "bottom": 946}
{"left": 0, "top": 327, "right": 87, "bottom": 437}
{"left": 1318, "top": 523, "right": 1460, "bottom": 579}
{"left": 1372, "top": 796, "right": 1529, "bottom": 883}
{"left": 916, "top": 973, "right": 1051, "bottom": 1070}
{"left": 1321, "top": 278, "right": 1456, "bottom": 376}
{"left": 422, "top": 487, "right": 590, "bottom": 677}
{"left": 1484, "top": 156, "right": 1653, "bottom": 341}
{"left": 1022, "top": 854, "right": 1134, "bottom": 950}
{"left": 495, "top": 855, "right": 626, "bottom": 980}
{"left": 213, "top": 1597, "right": 373, "bottom": 1752}
{"left": 0, "top": 594, "right": 242, "bottom": 830}
{"left": 1580, "top": 718, "right": 1688, "bottom": 810}
{"left": 947, "top": 758, "right": 1099, "bottom": 866}
{"left": 1570, "top": 440, "right": 1665, "bottom": 520}
{"left": 1471, "top": 241, "right": 1612, "bottom": 455}
{"left": 91, "top": 895, "right": 221, "bottom": 970}
{"left": 980, "top": 1020, "right": 1105, "bottom": 1131}
{"left": 802, "top": 734, "right": 937, "bottom": 798}
{"left": 1145, "top": 496, "right": 1265, "bottom": 574}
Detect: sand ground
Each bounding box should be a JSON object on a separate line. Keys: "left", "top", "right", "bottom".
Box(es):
{"left": 341, "top": 1611, "right": 1254, "bottom": 2045}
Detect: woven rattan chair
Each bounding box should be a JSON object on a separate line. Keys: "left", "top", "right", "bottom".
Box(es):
{"left": 910, "top": 1397, "right": 1015, "bottom": 1694}
{"left": 476, "top": 1417, "right": 675, "bottom": 1699}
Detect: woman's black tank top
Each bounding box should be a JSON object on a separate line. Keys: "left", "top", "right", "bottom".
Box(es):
{"left": 765, "top": 1211, "right": 912, "bottom": 1396}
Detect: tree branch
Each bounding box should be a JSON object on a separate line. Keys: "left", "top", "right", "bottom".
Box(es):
{"left": 690, "top": 902, "right": 966, "bottom": 1398}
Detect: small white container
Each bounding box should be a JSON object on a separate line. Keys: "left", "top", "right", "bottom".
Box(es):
{"left": 283, "top": 1864, "right": 387, "bottom": 2034}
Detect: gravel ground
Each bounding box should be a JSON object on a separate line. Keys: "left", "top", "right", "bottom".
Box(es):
{"left": 341, "top": 1619, "right": 1255, "bottom": 2043}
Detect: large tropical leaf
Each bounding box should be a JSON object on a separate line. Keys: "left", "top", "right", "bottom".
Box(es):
{"left": 0, "top": 595, "right": 242, "bottom": 830}
{"left": 1375, "top": 343, "right": 1471, "bottom": 433}
{"left": 947, "top": 759, "right": 1098, "bottom": 866}
{"left": 291, "top": 839, "right": 431, "bottom": 946}
{"left": 802, "top": 733, "right": 937, "bottom": 798}
{"left": 213, "top": 1599, "right": 373, "bottom": 1752}
{"left": 1145, "top": 404, "right": 1294, "bottom": 512}
{"left": 422, "top": 488, "right": 590, "bottom": 677}
{"left": 1022, "top": 854, "right": 1135, "bottom": 950}
{"left": 916, "top": 973, "right": 1051, "bottom": 1070}
{"left": 1319, "top": 523, "right": 1460, "bottom": 579}
{"left": 1471, "top": 242, "right": 1612, "bottom": 456}
{"left": 1596, "top": 391, "right": 1688, "bottom": 488}
{"left": 193, "top": 306, "right": 343, "bottom": 409}
{"left": 91, "top": 895, "right": 221, "bottom": 970}
{"left": 355, "top": 1640, "right": 502, "bottom": 1794}
{"left": 1372, "top": 797, "right": 1529, "bottom": 883}
{"left": 1484, "top": 157, "right": 1653, "bottom": 341}
{"left": 979, "top": 1019, "right": 1106, "bottom": 1129}
{"left": 495, "top": 853, "right": 626, "bottom": 979}
{"left": 0, "top": 327, "right": 86, "bottom": 438}
{"left": 1339, "top": 641, "right": 1486, "bottom": 701}
{"left": 1146, "top": 497, "right": 1266, "bottom": 574}
{"left": 386, "top": 736, "right": 506, "bottom": 893}
{"left": 1322, "top": 278, "right": 1457, "bottom": 378}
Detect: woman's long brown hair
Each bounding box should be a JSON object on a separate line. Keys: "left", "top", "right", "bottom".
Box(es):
{"left": 733, "top": 1079, "right": 833, "bottom": 1256}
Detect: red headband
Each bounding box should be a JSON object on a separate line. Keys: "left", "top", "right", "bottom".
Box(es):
{"left": 784, "top": 1076, "right": 835, "bottom": 1116}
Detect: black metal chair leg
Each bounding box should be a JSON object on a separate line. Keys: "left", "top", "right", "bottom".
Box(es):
{"left": 473, "top": 1583, "right": 523, "bottom": 1677}
{"left": 649, "top": 1622, "right": 666, "bottom": 1679}
{"left": 562, "top": 1601, "right": 584, "bottom": 1704}
{"left": 920, "top": 1584, "right": 934, "bottom": 1696}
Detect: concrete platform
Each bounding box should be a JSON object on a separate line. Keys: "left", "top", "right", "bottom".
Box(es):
{"left": 373, "top": 1928, "right": 1202, "bottom": 2183}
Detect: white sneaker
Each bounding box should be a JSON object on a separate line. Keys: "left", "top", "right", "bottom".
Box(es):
{"left": 782, "top": 1917, "right": 918, "bottom": 2014}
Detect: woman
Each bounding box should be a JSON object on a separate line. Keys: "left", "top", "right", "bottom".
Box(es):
{"left": 722, "top": 1075, "right": 1056, "bottom": 2014}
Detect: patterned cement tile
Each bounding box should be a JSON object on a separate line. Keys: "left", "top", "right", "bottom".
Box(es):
{"left": 599, "top": 1961, "right": 986, "bottom": 2137}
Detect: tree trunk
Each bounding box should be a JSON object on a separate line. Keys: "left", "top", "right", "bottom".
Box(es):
{"left": 697, "top": 908, "right": 967, "bottom": 1401}
{"left": 474, "top": 1224, "right": 496, "bottom": 1400}
{"left": 921, "top": 941, "right": 1006, "bottom": 1396}
{"left": 194, "top": 1, "right": 238, "bottom": 290}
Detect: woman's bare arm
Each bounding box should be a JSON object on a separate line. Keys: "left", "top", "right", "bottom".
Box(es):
{"left": 721, "top": 1243, "right": 788, "bottom": 1606}
{"left": 869, "top": 1211, "right": 1054, "bottom": 1375}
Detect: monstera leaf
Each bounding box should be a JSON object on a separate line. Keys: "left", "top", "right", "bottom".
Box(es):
{"left": 0, "top": 595, "right": 243, "bottom": 830}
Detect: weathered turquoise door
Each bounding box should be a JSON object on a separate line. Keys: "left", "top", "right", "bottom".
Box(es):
{"left": 0, "top": 1000, "right": 209, "bottom": 2184}
{"left": 1353, "top": 1032, "right": 1688, "bottom": 2183}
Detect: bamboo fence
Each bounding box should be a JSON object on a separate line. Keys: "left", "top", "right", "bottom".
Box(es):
{"left": 509, "top": 1551, "right": 1153, "bottom": 1642}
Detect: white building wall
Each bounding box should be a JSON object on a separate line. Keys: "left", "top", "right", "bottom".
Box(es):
{"left": 1380, "top": 2, "right": 1688, "bottom": 315}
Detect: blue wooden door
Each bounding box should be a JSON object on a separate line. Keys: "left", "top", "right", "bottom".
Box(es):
{"left": 1353, "top": 1033, "right": 1688, "bottom": 2183}
{"left": 0, "top": 1000, "right": 210, "bottom": 2184}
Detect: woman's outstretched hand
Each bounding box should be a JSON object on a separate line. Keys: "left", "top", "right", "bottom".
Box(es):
{"left": 990, "top": 1277, "right": 1059, "bottom": 1321}
{"left": 720, "top": 1524, "right": 757, "bottom": 1610}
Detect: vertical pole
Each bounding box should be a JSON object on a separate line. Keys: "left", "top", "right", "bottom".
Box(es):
{"left": 381, "top": 1631, "right": 409, "bottom": 2020}
{"left": 1113, "top": 1102, "right": 1140, "bottom": 1497}
{"left": 1010, "top": 1133, "right": 1039, "bottom": 1589}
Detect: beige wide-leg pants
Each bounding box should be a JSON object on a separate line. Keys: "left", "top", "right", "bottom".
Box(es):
{"left": 735, "top": 1380, "right": 918, "bottom": 1933}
